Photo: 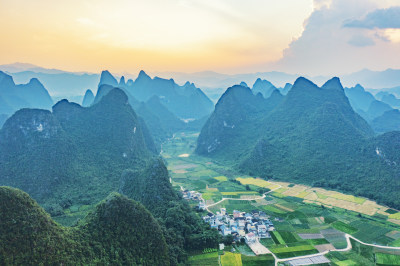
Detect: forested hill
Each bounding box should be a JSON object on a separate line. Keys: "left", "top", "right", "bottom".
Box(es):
{"left": 196, "top": 84, "right": 283, "bottom": 156}
{"left": 0, "top": 186, "right": 170, "bottom": 265}
{"left": 197, "top": 77, "right": 400, "bottom": 208}
{"left": 0, "top": 88, "right": 154, "bottom": 212}
{"left": 0, "top": 88, "right": 220, "bottom": 265}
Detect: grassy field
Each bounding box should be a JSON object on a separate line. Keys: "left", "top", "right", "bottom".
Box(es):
{"left": 376, "top": 252, "right": 400, "bottom": 265}
{"left": 163, "top": 131, "right": 400, "bottom": 264}
{"left": 221, "top": 252, "right": 242, "bottom": 266}
{"left": 271, "top": 231, "right": 286, "bottom": 245}
{"left": 332, "top": 221, "right": 358, "bottom": 234}
{"left": 241, "top": 255, "right": 274, "bottom": 266}
{"left": 188, "top": 252, "right": 219, "bottom": 266}
{"left": 390, "top": 213, "right": 400, "bottom": 220}
{"left": 214, "top": 176, "right": 228, "bottom": 182}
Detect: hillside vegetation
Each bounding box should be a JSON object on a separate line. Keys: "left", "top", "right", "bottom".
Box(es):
{"left": 0, "top": 187, "right": 170, "bottom": 265}
{"left": 0, "top": 88, "right": 220, "bottom": 265}
{"left": 197, "top": 77, "right": 400, "bottom": 208}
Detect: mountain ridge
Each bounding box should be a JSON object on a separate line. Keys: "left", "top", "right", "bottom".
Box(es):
{"left": 197, "top": 77, "right": 400, "bottom": 208}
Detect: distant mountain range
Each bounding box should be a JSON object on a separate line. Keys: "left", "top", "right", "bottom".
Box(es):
{"left": 3, "top": 62, "right": 400, "bottom": 99}
{"left": 343, "top": 84, "right": 400, "bottom": 133}
{"left": 0, "top": 71, "right": 53, "bottom": 127}
{"left": 157, "top": 68, "right": 400, "bottom": 91}
{"left": 197, "top": 77, "right": 400, "bottom": 209}
{"left": 0, "top": 63, "right": 99, "bottom": 97}
{"left": 110, "top": 70, "right": 214, "bottom": 119}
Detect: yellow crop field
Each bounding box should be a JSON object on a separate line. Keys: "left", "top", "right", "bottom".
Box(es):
{"left": 214, "top": 176, "right": 228, "bottom": 182}
{"left": 330, "top": 192, "right": 366, "bottom": 204}
{"left": 221, "top": 252, "right": 242, "bottom": 266}
{"left": 236, "top": 177, "right": 280, "bottom": 190}
{"left": 297, "top": 191, "right": 310, "bottom": 198}
{"left": 275, "top": 188, "right": 288, "bottom": 194}
{"left": 389, "top": 212, "right": 400, "bottom": 220}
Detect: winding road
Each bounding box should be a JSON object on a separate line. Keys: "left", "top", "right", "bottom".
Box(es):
{"left": 272, "top": 234, "right": 400, "bottom": 266}
{"left": 204, "top": 184, "right": 282, "bottom": 214}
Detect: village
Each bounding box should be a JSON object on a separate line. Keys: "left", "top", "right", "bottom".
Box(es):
{"left": 182, "top": 189, "right": 276, "bottom": 245}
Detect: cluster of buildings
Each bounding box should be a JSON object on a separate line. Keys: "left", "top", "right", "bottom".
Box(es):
{"left": 203, "top": 208, "right": 275, "bottom": 243}
{"left": 182, "top": 189, "right": 206, "bottom": 210}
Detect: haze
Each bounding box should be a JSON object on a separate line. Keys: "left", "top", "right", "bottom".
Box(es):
{"left": 1, "top": 0, "right": 400, "bottom": 75}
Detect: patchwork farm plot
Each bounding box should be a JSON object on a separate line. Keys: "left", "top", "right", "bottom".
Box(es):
{"left": 163, "top": 132, "right": 400, "bottom": 265}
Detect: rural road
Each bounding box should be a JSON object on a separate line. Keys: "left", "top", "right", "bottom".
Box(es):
{"left": 273, "top": 233, "right": 400, "bottom": 266}
{"left": 205, "top": 184, "right": 282, "bottom": 214}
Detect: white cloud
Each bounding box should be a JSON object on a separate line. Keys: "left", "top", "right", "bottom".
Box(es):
{"left": 271, "top": 0, "right": 400, "bottom": 76}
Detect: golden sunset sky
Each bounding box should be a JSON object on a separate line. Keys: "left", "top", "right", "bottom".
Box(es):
{"left": 1, "top": 0, "right": 400, "bottom": 75}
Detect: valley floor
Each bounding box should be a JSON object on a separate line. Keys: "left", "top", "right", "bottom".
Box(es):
{"left": 162, "top": 131, "right": 400, "bottom": 266}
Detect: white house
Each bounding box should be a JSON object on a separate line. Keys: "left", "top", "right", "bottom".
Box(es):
{"left": 245, "top": 232, "right": 256, "bottom": 243}
{"left": 257, "top": 224, "right": 268, "bottom": 238}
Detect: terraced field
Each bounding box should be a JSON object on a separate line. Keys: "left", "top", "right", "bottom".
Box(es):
{"left": 163, "top": 132, "right": 400, "bottom": 265}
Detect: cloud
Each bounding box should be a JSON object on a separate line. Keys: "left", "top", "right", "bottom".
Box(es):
{"left": 347, "top": 34, "right": 375, "bottom": 46}
{"left": 344, "top": 7, "right": 400, "bottom": 29}
{"left": 313, "top": 0, "right": 332, "bottom": 10}
{"left": 270, "top": 0, "right": 400, "bottom": 76}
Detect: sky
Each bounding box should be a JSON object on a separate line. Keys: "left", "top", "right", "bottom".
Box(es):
{"left": 0, "top": 0, "right": 400, "bottom": 76}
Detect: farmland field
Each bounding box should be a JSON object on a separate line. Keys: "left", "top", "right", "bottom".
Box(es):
{"left": 241, "top": 254, "right": 274, "bottom": 266}
{"left": 376, "top": 252, "right": 400, "bottom": 265}
{"left": 188, "top": 252, "right": 219, "bottom": 266}
{"left": 163, "top": 131, "right": 400, "bottom": 265}
{"left": 221, "top": 252, "right": 242, "bottom": 266}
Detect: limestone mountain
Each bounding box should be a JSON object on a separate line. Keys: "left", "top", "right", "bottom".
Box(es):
{"left": 119, "top": 75, "right": 126, "bottom": 87}
{"left": 81, "top": 89, "right": 94, "bottom": 107}
{"left": 240, "top": 81, "right": 248, "bottom": 87}
{"left": 99, "top": 70, "right": 214, "bottom": 119}
{"left": 252, "top": 78, "right": 278, "bottom": 98}
{"left": 0, "top": 71, "right": 53, "bottom": 117}
{"left": 197, "top": 77, "right": 400, "bottom": 208}
{"left": 0, "top": 88, "right": 220, "bottom": 265}
{"left": 0, "top": 88, "right": 155, "bottom": 213}
{"left": 344, "top": 84, "right": 376, "bottom": 113}
{"left": 344, "top": 84, "right": 397, "bottom": 128}
{"left": 196, "top": 84, "right": 283, "bottom": 156}
{"left": 371, "top": 109, "right": 400, "bottom": 133}
{"left": 281, "top": 83, "right": 293, "bottom": 95}
{"left": 92, "top": 82, "right": 186, "bottom": 148}
{"left": 98, "top": 70, "right": 118, "bottom": 87}
{"left": 0, "top": 186, "right": 170, "bottom": 265}
{"left": 379, "top": 92, "right": 400, "bottom": 109}
{"left": 363, "top": 100, "right": 393, "bottom": 121}
{"left": 134, "top": 96, "right": 185, "bottom": 146}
